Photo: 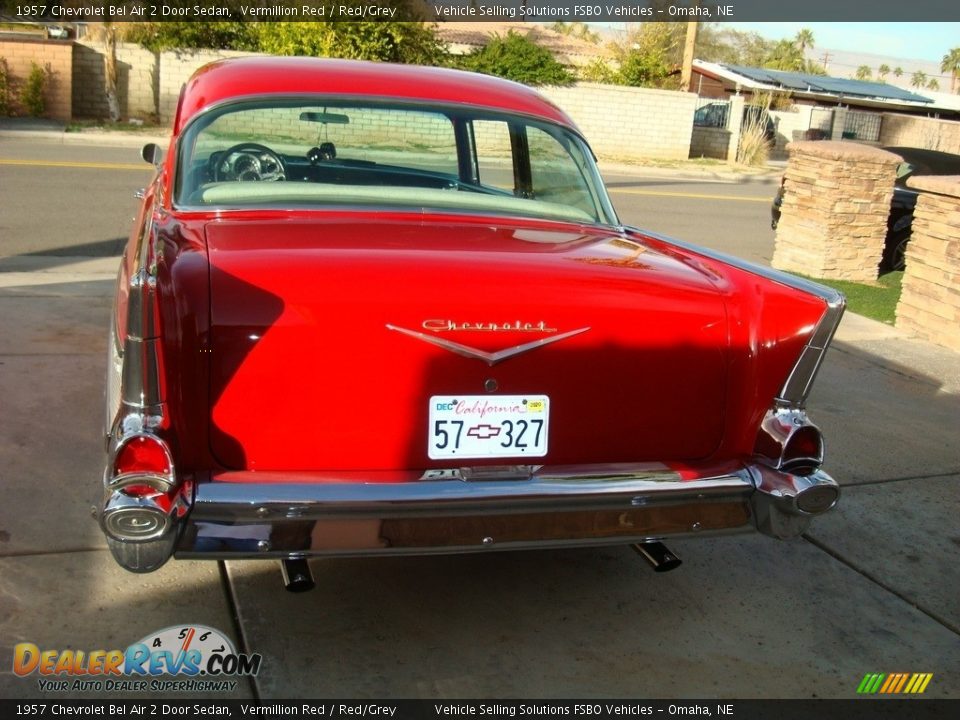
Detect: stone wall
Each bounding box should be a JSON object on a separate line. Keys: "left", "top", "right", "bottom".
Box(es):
{"left": 772, "top": 141, "right": 901, "bottom": 283}
{"left": 880, "top": 113, "right": 960, "bottom": 155}
{"left": 0, "top": 38, "right": 72, "bottom": 121}
{"left": 895, "top": 175, "right": 960, "bottom": 352}
{"left": 540, "top": 83, "right": 697, "bottom": 161}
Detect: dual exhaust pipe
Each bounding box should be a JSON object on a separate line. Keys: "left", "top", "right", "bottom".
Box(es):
{"left": 632, "top": 541, "right": 682, "bottom": 572}
{"left": 279, "top": 542, "right": 680, "bottom": 592}
{"left": 281, "top": 558, "right": 315, "bottom": 593}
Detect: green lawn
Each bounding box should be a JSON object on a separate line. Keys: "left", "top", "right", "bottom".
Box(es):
{"left": 800, "top": 272, "right": 904, "bottom": 325}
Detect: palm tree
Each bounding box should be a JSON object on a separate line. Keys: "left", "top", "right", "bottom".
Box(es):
{"left": 941, "top": 47, "right": 960, "bottom": 93}
{"left": 550, "top": 21, "right": 600, "bottom": 44}
{"left": 893, "top": 67, "right": 904, "bottom": 78}
{"left": 795, "top": 28, "right": 815, "bottom": 53}
{"left": 764, "top": 39, "right": 804, "bottom": 72}
{"left": 855, "top": 65, "right": 872, "bottom": 80}
{"left": 911, "top": 70, "right": 928, "bottom": 88}
{"left": 927, "top": 78, "right": 940, "bottom": 91}
{"left": 877, "top": 64, "right": 891, "bottom": 82}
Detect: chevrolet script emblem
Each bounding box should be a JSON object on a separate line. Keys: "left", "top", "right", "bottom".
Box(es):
{"left": 386, "top": 324, "right": 590, "bottom": 366}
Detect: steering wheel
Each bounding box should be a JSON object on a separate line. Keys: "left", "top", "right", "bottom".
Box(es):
{"left": 212, "top": 143, "right": 286, "bottom": 182}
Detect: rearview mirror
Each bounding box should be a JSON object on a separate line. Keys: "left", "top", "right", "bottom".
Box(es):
{"left": 299, "top": 111, "right": 350, "bottom": 125}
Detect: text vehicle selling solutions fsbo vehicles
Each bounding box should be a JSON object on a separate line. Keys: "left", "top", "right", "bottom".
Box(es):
{"left": 98, "top": 57, "right": 844, "bottom": 589}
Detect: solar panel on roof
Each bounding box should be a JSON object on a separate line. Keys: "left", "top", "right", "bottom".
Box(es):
{"left": 720, "top": 64, "right": 932, "bottom": 103}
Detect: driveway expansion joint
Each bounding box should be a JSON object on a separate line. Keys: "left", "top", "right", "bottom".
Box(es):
{"left": 0, "top": 547, "right": 108, "bottom": 559}
{"left": 840, "top": 471, "right": 960, "bottom": 488}
{"left": 803, "top": 533, "right": 960, "bottom": 637}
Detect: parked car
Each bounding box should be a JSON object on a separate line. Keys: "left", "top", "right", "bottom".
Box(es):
{"left": 771, "top": 146, "right": 960, "bottom": 271}
{"left": 694, "top": 101, "right": 776, "bottom": 144}
{"left": 98, "top": 57, "right": 843, "bottom": 588}
{"left": 45, "top": 25, "right": 69, "bottom": 39}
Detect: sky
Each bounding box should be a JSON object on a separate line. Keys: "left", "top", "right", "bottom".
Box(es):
{"left": 721, "top": 22, "right": 960, "bottom": 64}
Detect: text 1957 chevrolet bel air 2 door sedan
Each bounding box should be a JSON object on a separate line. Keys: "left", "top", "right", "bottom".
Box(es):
{"left": 98, "top": 57, "right": 843, "bottom": 589}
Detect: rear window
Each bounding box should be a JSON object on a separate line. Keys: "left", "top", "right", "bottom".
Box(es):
{"left": 176, "top": 99, "right": 616, "bottom": 226}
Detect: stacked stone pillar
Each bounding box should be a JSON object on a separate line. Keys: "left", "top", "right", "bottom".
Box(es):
{"left": 894, "top": 176, "right": 960, "bottom": 352}
{"left": 772, "top": 141, "right": 901, "bottom": 283}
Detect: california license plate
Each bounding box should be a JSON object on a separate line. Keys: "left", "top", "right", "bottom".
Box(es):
{"left": 428, "top": 395, "right": 549, "bottom": 460}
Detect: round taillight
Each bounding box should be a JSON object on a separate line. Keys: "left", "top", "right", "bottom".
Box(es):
{"left": 781, "top": 426, "right": 823, "bottom": 476}
{"left": 114, "top": 436, "right": 170, "bottom": 477}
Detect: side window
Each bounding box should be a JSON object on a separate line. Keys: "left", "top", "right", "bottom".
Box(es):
{"left": 471, "top": 120, "right": 515, "bottom": 192}
{"left": 526, "top": 126, "right": 597, "bottom": 219}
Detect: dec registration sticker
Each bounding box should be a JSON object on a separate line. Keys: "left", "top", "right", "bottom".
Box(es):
{"left": 428, "top": 395, "right": 549, "bottom": 460}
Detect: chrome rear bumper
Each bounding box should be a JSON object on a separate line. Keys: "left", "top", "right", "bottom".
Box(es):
{"left": 168, "top": 463, "right": 838, "bottom": 561}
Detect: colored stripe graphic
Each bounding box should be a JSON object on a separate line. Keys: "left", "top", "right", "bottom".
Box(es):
{"left": 879, "top": 674, "right": 896, "bottom": 693}
{"left": 857, "top": 673, "right": 932, "bottom": 694}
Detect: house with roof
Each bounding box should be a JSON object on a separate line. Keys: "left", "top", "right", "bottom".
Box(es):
{"left": 689, "top": 59, "right": 959, "bottom": 159}
{"left": 692, "top": 60, "right": 941, "bottom": 114}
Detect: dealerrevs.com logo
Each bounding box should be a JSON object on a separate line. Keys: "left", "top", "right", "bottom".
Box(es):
{"left": 13, "top": 625, "right": 261, "bottom": 693}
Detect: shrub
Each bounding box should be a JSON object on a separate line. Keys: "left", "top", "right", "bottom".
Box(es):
{"left": 22, "top": 62, "right": 48, "bottom": 117}
{"left": 578, "top": 58, "right": 618, "bottom": 84}
{"left": 124, "top": 21, "right": 258, "bottom": 52}
{"left": 255, "top": 20, "right": 446, "bottom": 65}
{"left": 457, "top": 31, "right": 574, "bottom": 86}
{"left": 737, "top": 97, "right": 773, "bottom": 167}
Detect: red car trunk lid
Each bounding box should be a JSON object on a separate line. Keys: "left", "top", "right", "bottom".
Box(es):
{"left": 205, "top": 217, "right": 730, "bottom": 471}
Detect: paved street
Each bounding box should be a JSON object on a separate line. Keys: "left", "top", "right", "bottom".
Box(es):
{"left": 1, "top": 136, "right": 958, "bottom": 700}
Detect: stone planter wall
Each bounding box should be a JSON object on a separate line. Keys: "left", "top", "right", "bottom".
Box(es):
{"left": 772, "top": 141, "right": 901, "bottom": 283}
{"left": 895, "top": 175, "right": 960, "bottom": 352}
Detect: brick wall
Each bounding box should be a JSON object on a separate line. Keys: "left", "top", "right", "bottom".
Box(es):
{"left": 0, "top": 38, "right": 72, "bottom": 121}
{"left": 158, "top": 48, "right": 261, "bottom": 124}
{"left": 153, "top": 58, "right": 698, "bottom": 162}
{"left": 880, "top": 113, "right": 960, "bottom": 154}
{"left": 690, "top": 126, "right": 729, "bottom": 159}
{"left": 540, "top": 83, "right": 697, "bottom": 161}
{"left": 72, "top": 41, "right": 158, "bottom": 121}
{"left": 895, "top": 175, "right": 960, "bottom": 352}
{"left": 4, "top": 39, "right": 699, "bottom": 164}
{"left": 769, "top": 106, "right": 818, "bottom": 159}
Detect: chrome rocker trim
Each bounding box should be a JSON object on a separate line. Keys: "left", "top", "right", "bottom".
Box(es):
{"left": 171, "top": 463, "right": 839, "bottom": 561}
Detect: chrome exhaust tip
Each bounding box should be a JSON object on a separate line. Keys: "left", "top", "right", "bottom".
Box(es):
{"left": 632, "top": 541, "right": 682, "bottom": 572}
{"left": 281, "top": 558, "right": 315, "bottom": 593}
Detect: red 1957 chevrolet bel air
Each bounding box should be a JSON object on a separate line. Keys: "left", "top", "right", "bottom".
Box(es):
{"left": 98, "top": 57, "right": 843, "bottom": 590}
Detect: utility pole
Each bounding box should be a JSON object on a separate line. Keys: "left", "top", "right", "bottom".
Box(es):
{"left": 820, "top": 52, "right": 832, "bottom": 73}
{"left": 680, "top": 21, "right": 698, "bottom": 92}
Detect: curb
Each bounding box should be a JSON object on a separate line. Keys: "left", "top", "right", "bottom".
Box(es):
{"left": 0, "top": 128, "right": 167, "bottom": 148}
{"left": 595, "top": 159, "right": 782, "bottom": 185}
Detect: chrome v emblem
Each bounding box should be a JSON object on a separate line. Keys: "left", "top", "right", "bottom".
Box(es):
{"left": 386, "top": 324, "right": 590, "bottom": 366}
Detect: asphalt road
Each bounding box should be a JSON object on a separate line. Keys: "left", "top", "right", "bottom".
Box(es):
{"left": 1, "top": 137, "right": 958, "bottom": 702}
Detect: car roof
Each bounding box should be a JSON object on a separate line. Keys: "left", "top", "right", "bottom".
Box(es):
{"left": 174, "top": 56, "right": 577, "bottom": 134}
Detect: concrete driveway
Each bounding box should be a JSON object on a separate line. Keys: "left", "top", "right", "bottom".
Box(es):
{"left": 1, "top": 134, "right": 957, "bottom": 701}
